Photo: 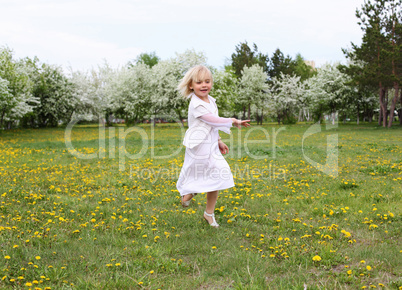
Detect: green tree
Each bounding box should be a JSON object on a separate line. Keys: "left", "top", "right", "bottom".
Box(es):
{"left": 293, "top": 53, "right": 317, "bottom": 81}
{"left": 128, "top": 52, "right": 160, "bottom": 68}
{"left": 343, "top": 0, "right": 401, "bottom": 127}
{"left": 267, "top": 48, "right": 295, "bottom": 81}
{"left": 231, "top": 41, "right": 268, "bottom": 79}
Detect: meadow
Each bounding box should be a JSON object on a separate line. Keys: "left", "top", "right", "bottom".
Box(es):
{"left": 0, "top": 122, "right": 401, "bottom": 289}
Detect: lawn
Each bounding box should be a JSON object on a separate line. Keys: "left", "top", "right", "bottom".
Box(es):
{"left": 0, "top": 122, "right": 401, "bottom": 289}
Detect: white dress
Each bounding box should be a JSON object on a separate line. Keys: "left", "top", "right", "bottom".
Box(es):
{"left": 176, "top": 94, "right": 235, "bottom": 196}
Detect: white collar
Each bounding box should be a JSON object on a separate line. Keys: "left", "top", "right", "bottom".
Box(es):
{"left": 190, "top": 93, "right": 216, "bottom": 108}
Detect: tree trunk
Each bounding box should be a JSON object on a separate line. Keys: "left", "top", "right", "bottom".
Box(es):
{"left": 256, "top": 108, "right": 262, "bottom": 125}
{"left": 0, "top": 111, "right": 4, "bottom": 129}
{"left": 388, "top": 84, "right": 399, "bottom": 128}
{"left": 261, "top": 109, "right": 264, "bottom": 125}
{"left": 106, "top": 111, "right": 112, "bottom": 127}
{"left": 177, "top": 110, "right": 184, "bottom": 126}
{"left": 255, "top": 108, "right": 259, "bottom": 125}
{"left": 356, "top": 103, "right": 360, "bottom": 125}
{"left": 247, "top": 103, "right": 251, "bottom": 121}
{"left": 379, "top": 87, "right": 387, "bottom": 127}
{"left": 400, "top": 88, "right": 402, "bottom": 125}
{"left": 378, "top": 104, "right": 382, "bottom": 126}
{"left": 398, "top": 108, "right": 402, "bottom": 125}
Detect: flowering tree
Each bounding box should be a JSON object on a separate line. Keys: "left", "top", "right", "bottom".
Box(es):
{"left": 174, "top": 49, "right": 208, "bottom": 75}
{"left": 104, "top": 64, "right": 152, "bottom": 124}
{"left": 0, "top": 48, "right": 37, "bottom": 129}
{"left": 271, "top": 73, "right": 306, "bottom": 124}
{"left": 70, "top": 70, "right": 98, "bottom": 121}
{"left": 70, "top": 62, "right": 115, "bottom": 125}
{"left": 210, "top": 68, "right": 238, "bottom": 117}
{"left": 149, "top": 59, "right": 183, "bottom": 121}
{"left": 305, "top": 63, "right": 352, "bottom": 124}
{"left": 238, "top": 64, "right": 269, "bottom": 122}
{"left": 0, "top": 77, "right": 12, "bottom": 126}
{"left": 28, "top": 63, "right": 77, "bottom": 127}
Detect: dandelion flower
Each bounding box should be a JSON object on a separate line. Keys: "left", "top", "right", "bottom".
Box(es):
{"left": 312, "top": 255, "right": 322, "bottom": 262}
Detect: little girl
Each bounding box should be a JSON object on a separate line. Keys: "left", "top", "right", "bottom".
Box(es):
{"left": 176, "top": 65, "right": 250, "bottom": 228}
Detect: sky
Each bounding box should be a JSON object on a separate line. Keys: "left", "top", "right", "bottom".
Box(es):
{"left": 1, "top": 0, "right": 366, "bottom": 72}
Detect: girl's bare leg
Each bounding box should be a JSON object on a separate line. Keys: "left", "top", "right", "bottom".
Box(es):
{"left": 182, "top": 194, "right": 193, "bottom": 202}
{"left": 204, "top": 190, "right": 218, "bottom": 224}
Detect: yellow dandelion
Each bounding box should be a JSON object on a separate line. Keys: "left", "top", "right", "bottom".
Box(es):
{"left": 312, "top": 255, "right": 322, "bottom": 262}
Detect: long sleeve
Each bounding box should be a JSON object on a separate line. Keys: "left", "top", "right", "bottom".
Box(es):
{"left": 199, "top": 113, "right": 232, "bottom": 134}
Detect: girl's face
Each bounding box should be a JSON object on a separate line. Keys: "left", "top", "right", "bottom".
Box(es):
{"left": 190, "top": 78, "right": 212, "bottom": 99}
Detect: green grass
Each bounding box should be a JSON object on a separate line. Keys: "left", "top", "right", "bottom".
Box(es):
{"left": 0, "top": 122, "right": 401, "bottom": 289}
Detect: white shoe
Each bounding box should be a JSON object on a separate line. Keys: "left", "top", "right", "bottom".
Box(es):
{"left": 181, "top": 193, "right": 197, "bottom": 207}
{"left": 204, "top": 211, "right": 219, "bottom": 228}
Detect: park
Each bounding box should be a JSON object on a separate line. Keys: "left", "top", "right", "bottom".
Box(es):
{"left": 1, "top": 0, "right": 401, "bottom": 289}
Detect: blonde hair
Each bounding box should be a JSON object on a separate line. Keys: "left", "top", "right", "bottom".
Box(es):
{"left": 177, "top": 65, "right": 213, "bottom": 98}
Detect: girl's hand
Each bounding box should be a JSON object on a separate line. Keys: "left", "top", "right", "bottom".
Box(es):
{"left": 218, "top": 140, "right": 229, "bottom": 155}
{"left": 231, "top": 118, "right": 251, "bottom": 128}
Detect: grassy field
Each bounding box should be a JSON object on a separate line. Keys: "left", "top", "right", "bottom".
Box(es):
{"left": 0, "top": 122, "right": 401, "bottom": 289}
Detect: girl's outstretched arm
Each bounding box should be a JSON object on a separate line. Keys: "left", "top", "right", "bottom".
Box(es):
{"left": 198, "top": 114, "right": 233, "bottom": 134}
{"left": 199, "top": 114, "right": 251, "bottom": 129}
{"left": 199, "top": 114, "right": 232, "bottom": 127}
